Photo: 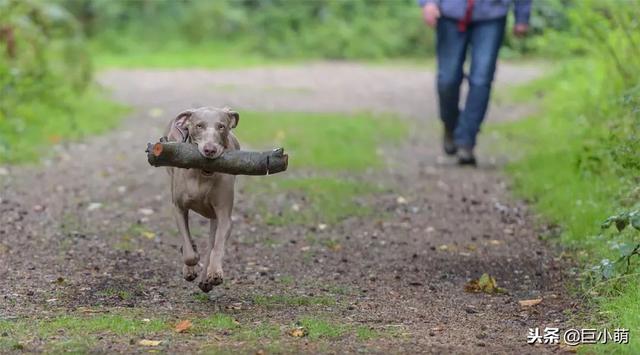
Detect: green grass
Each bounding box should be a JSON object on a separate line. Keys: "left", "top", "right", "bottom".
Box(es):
{"left": 91, "top": 39, "right": 275, "bottom": 69}
{"left": 235, "top": 110, "right": 406, "bottom": 226}
{"left": 489, "top": 59, "right": 639, "bottom": 354}
{"left": 0, "top": 86, "right": 128, "bottom": 164}
{"left": 235, "top": 111, "right": 407, "bottom": 171}
{"left": 233, "top": 323, "right": 281, "bottom": 342}
{"left": 0, "top": 313, "right": 167, "bottom": 352}
{"left": 252, "top": 294, "right": 336, "bottom": 308}
{"left": 277, "top": 275, "right": 295, "bottom": 285}
{"left": 356, "top": 326, "right": 381, "bottom": 341}
{"left": 0, "top": 311, "right": 392, "bottom": 352}
{"left": 195, "top": 314, "right": 239, "bottom": 332}
{"left": 297, "top": 318, "right": 348, "bottom": 340}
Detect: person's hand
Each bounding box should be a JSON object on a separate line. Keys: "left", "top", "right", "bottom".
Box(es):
{"left": 422, "top": 3, "right": 440, "bottom": 28}
{"left": 513, "top": 23, "right": 529, "bottom": 38}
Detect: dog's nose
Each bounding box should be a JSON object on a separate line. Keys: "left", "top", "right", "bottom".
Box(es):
{"left": 203, "top": 143, "right": 217, "bottom": 157}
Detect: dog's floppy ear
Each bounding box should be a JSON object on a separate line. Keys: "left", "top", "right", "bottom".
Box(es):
{"left": 228, "top": 110, "right": 239, "bottom": 129}
{"left": 168, "top": 109, "right": 194, "bottom": 142}
{"left": 223, "top": 107, "right": 239, "bottom": 129}
{"left": 174, "top": 109, "right": 193, "bottom": 128}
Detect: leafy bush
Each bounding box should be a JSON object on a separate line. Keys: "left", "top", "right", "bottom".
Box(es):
{"left": 0, "top": 0, "right": 122, "bottom": 163}
{"left": 492, "top": 0, "right": 640, "bottom": 350}
{"left": 62, "top": 0, "right": 574, "bottom": 61}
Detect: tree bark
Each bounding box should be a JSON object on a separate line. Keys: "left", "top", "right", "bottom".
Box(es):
{"left": 146, "top": 141, "right": 288, "bottom": 176}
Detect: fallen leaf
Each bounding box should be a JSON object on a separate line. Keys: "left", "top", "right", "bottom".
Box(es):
{"left": 175, "top": 320, "right": 192, "bottom": 333}
{"left": 288, "top": 327, "right": 308, "bottom": 337}
{"left": 141, "top": 231, "right": 156, "bottom": 239}
{"left": 138, "top": 339, "right": 162, "bottom": 346}
{"left": 464, "top": 273, "right": 506, "bottom": 294}
{"left": 87, "top": 202, "right": 102, "bottom": 212}
{"left": 329, "top": 243, "right": 342, "bottom": 252}
{"left": 138, "top": 208, "right": 154, "bottom": 216}
{"left": 518, "top": 298, "right": 543, "bottom": 307}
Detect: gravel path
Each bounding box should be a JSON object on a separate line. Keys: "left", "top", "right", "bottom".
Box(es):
{"left": 0, "top": 62, "right": 573, "bottom": 353}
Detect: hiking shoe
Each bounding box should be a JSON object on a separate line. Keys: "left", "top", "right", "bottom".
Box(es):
{"left": 443, "top": 130, "right": 457, "bottom": 155}
{"left": 457, "top": 147, "right": 477, "bottom": 166}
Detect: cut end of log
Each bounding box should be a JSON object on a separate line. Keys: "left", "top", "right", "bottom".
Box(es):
{"left": 152, "top": 143, "right": 164, "bottom": 157}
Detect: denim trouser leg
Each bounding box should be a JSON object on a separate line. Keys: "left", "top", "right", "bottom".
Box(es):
{"left": 455, "top": 17, "right": 506, "bottom": 148}
{"left": 436, "top": 18, "right": 469, "bottom": 133}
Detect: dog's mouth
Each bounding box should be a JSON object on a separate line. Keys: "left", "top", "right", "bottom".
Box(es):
{"left": 201, "top": 169, "right": 214, "bottom": 176}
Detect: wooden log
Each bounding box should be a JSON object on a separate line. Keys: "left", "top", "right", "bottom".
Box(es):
{"left": 146, "top": 140, "right": 288, "bottom": 176}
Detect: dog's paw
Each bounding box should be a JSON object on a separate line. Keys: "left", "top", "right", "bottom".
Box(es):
{"left": 198, "top": 271, "right": 223, "bottom": 293}
{"left": 183, "top": 264, "right": 199, "bottom": 282}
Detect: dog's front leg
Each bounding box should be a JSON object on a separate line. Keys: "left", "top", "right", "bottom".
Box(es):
{"left": 198, "top": 218, "right": 216, "bottom": 291}
{"left": 173, "top": 205, "right": 199, "bottom": 282}
{"left": 199, "top": 206, "right": 231, "bottom": 293}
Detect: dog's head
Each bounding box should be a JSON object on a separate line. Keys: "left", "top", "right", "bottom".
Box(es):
{"left": 173, "top": 107, "right": 239, "bottom": 159}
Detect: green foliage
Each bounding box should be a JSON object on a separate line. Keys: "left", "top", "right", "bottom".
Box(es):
{"left": 0, "top": 0, "right": 124, "bottom": 163}
{"left": 492, "top": 1, "right": 640, "bottom": 352}
{"left": 63, "top": 0, "right": 436, "bottom": 61}
{"left": 596, "top": 210, "right": 640, "bottom": 279}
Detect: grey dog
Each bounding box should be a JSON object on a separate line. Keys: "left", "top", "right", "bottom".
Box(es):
{"left": 165, "top": 106, "right": 240, "bottom": 293}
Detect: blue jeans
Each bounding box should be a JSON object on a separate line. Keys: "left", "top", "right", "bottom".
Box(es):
{"left": 436, "top": 16, "right": 506, "bottom": 148}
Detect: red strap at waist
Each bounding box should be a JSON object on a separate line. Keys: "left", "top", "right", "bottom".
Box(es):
{"left": 458, "top": 0, "right": 475, "bottom": 32}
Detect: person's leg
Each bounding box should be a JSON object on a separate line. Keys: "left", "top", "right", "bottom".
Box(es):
{"left": 436, "top": 18, "right": 470, "bottom": 145}
{"left": 454, "top": 17, "right": 506, "bottom": 150}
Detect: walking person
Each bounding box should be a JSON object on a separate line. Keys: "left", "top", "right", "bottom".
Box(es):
{"left": 420, "top": 0, "right": 531, "bottom": 165}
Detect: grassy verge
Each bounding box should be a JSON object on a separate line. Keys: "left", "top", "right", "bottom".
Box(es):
{"left": 0, "top": 309, "right": 394, "bottom": 353}
{"left": 489, "top": 59, "right": 638, "bottom": 353}
{"left": 235, "top": 111, "right": 407, "bottom": 226}
{"left": 91, "top": 39, "right": 277, "bottom": 69}
{"left": 0, "top": 86, "right": 128, "bottom": 164}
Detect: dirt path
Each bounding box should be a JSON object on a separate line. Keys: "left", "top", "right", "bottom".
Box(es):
{"left": 0, "top": 62, "right": 573, "bottom": 353}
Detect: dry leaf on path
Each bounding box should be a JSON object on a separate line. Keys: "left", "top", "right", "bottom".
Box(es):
{"left": 141, "top": 231, "right": 156, "bottom": 239}
{"left": 519, "top": 298, "right": 543, "bottom": 307}
{"left": 464, "top": 273, "right": 506, "bottom": 294}
{"left": 288, "top": 327, "right": 308, "bottom": 337}
{"left": 138, "top": 339, "right": 162, "bottom": 346}
{"left": 175, "top": 320, "right": 192, "bottom": 333}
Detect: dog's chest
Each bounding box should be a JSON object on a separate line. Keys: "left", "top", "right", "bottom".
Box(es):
{"left": 172, "top": 170, "right": 224, "bottom": 216}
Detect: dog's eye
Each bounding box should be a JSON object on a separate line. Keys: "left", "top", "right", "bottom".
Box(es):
{"left": 196, "top": 123, "right": 205, "bottom": 129}
{"left": 216, "top": 123, "right": 225, "bottom": 130}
